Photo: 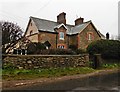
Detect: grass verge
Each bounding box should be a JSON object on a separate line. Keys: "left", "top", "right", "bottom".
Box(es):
{"left": 2, "top": 63, "right": 119, "bottom": 81}
{"left": 2, "top": 67, "right": 95, "bottom": 80}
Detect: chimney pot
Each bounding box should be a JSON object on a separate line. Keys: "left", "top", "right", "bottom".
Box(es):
{"left": 75, "top": 17, "right": 84, "bottom": 26}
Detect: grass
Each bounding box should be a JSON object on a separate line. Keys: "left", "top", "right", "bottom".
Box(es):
{"left": 2, "top": 63, "right": 119, "bottom": 81}
{"left": 2, "top": 67, "right": 95, "bottom": 80}
{"left": 101, "top": 63, "right": 120, "bottom": 69}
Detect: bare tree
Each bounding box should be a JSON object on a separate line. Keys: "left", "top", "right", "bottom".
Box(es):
{"left": 1, "top": 21, "right": 23, "bottom": 54}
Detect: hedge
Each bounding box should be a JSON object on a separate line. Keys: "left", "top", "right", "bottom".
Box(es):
{"left": 87, "top": 40, "right": 120, "bottom": 59}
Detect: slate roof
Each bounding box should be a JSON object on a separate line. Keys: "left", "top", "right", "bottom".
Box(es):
{"left": 30, "top": 16, "right": 99, "bottom": 35}
{"left": 68, "top": 21, "right": 91, "bottom": 35}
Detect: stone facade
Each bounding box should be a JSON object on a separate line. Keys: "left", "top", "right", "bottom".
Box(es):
{"left": 3, "top": 54, "right": 89, "bottom": 69}
{"left": 38, "top": 32, "right": 57, "bottom": 49}
{"left": 56, "top": 26, "right": 68, "bottom": 49}
{"left": 23, "top": 12, "right": 104, "bottom": 50}
{"left": 78, "top": 23, "right": 101, "bottom": 49}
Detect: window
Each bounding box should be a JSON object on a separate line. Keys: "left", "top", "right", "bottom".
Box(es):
{"left": 87, "top": 33, "right": 93, "bottom": 40}
{"left": 30, "top": 30, "right": 33, "bottom": 35}
{"left": 58, "top": 45, "right": 64, "bottom": 49}
{"left": 59, "top": 32, "right": 64, "bottom": 40}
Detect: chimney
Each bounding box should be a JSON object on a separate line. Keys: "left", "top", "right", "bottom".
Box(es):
{"left": 57, "top": 12, "right": 66, "bottom": 25}
{"left": 106, "top": 32, "right": 109, "bottom": 39}
{"left": 75, "top": 17, "right": 84, "bottom": 26}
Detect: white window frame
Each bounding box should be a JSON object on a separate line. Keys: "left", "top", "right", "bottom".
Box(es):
{"left": 59, "top": 32, "right": 64, "bottom": 40}
{"left": 88, "top": 33, "right": 92, "bottom": 40}
{"left": 58, "top": 45, "right": 64, "bottom": 49}
{"left": 30, "top": 30, "right": 33, "bottom": 35}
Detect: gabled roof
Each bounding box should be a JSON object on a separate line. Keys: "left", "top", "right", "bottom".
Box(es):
{"left": 68, "top": 21, "right": 90, "bottom": 35}
{"left": 30, "top": 17, "right": 58, "bottom": 33}
{"left": 30, "top": 16, "right": 73, "bottom": 33}
{"left": 28, "top": 16, "right": 101, "bottom": 37}
{"left": 54, "top": 23, "right": 68, "bottom": 30}
{"left": 97, "top": 30, "right": 105, "bottom": 39}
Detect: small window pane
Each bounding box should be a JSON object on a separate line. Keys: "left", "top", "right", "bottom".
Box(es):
{"left": 59, "top": 32, "right": 64, "bottom": 40}
{"left": 88, "top": 33, "right": 92, "bottom": 40}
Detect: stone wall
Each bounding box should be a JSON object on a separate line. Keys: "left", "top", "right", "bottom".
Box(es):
{"left": 2, "top": 54, "right": 89, "bottom": 69}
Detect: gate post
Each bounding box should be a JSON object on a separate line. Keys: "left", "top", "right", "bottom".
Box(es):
{"left": 93, "top": 54, "right": 102, "bottom": 69}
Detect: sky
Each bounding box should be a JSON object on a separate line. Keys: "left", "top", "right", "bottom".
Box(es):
{"left": 0, "top": 0, "right": 119, "bottom": 38}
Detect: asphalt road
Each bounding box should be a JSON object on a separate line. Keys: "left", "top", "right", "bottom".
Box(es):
{"left": 2, "top": 72, "right": 120, "bottom": 92}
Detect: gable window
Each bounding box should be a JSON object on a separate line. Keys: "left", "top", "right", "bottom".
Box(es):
{"left": 87, "top": 32, "right": 93, "bottom": 40}
{"left": 59, "top": 32, "right": 64, "bottom": 40}
{"left": 30, "top": 30, "right": 33, "bottom": 35}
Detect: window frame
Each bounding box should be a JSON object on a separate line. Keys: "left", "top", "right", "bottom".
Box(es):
{"left": 87, "top": 32, "right": 93, "bottom": 41}
{"left": 58, "top": 45, "right": 64, "bottom": 49}
{"left": 30, "top": 30, "right": 33, "bottom": 35}
{"left": 59, "top": 32, "right": 64, "bottom": 40}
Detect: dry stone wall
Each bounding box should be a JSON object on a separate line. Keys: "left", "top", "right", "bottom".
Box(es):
{"left": 3, "top": 54, "right": 89, "bottom": 69}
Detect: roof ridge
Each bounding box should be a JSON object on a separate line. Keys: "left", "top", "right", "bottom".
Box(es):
{"left": 30, "top": 16, "right": 57, "bottom": 24}
{"left": 30, "top": 16, "right": 75, "bottom": 27}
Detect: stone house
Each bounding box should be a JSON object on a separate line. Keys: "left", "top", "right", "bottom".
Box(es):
{"left": 24, "top": 12, "right": 104, "bottom": 50}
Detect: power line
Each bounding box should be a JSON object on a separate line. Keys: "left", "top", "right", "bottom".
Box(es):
{"left": 0, "top": 10, "right": 27, "bottom": 22}
{"left": 33, "top": 0, "right": 52, "bottom": 15}
{"left": 0, "top": 12, "right": 27, "bottom": 31}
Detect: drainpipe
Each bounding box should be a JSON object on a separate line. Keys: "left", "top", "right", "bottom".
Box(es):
{"left": 56, "top": 33, "right": 58, "bottom": 49}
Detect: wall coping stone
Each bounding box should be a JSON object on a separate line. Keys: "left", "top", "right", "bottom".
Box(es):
{"left": 2, "top": 54, "right": 89, "bottom": 57}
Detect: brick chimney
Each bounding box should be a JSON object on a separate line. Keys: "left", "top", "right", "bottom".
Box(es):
{"left": 75, "top": 17, "right": 84, "bottom": 26}
{"left": 57, "top": 12, "right": 66, "bottom": 25}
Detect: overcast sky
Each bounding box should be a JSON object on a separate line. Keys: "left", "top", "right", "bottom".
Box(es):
{"left": 0, "top": 0, "right": 119, "bottom": 38}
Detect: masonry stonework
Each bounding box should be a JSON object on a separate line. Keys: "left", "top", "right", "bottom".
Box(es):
{"left": 23, "top": 13, "right": 104, "bottom": 51}
{"left": 38, "top": 32, "right": 57, "bottom": 49}
{"left": 56, "top": 26, "right": 68, "bottom": 49}
{"left": 3, "top": 54, "right": 89, "bottom": 69}
{"left": 78, "top": 23, "right": 101, "bottom": 49}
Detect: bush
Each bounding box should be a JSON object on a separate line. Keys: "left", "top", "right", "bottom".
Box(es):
{"left": 39, "top": 49, "right": 76, "bottom": 55}
{"left": 75, "top": 49, "right": 86, "bottom": 54}
{"left": 27, "top": 42, "right": 46, "bottom": 54}
{"left": 27, "top": 42, "right": 36, "bottom": 54}
{"left": 69, "top": 45, "right": 77, "bottom": 50}
{"left": 87, "top": 40, "right": 120, "bottom": 59}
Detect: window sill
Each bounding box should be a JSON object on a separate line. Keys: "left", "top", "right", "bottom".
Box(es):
{"left": 59, "top": 38, "right": 64, "bottom": 40}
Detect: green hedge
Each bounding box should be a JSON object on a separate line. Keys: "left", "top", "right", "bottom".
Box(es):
{"left": 87, "top": 40, "right": 120, "bottom": 59}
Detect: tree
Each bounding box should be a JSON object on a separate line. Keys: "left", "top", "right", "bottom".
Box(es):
{"left": 1, "top": 21, "right": 23, "bottom": 54}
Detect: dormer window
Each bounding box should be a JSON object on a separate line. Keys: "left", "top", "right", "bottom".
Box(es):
{"left": 59, "top": 32, "right": 64, "bottom": 40}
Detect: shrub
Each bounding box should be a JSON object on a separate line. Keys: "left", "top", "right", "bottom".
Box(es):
{"left": 39, "top": 49, "right": 76, "bottom": 55}
{"left": 87, "top": 40, "right": 120, "bottom": 59}
{"left": 69, "top": 45, "right": 77, "bottom": 50}
{"left": 75, "top": 49, "right": 86, "bottom": 54}
{"left": 27, "top": 42, "right": 36, "bottom": 54}
{"left": 27, "top": 42, "right": 46, "bottom": 54}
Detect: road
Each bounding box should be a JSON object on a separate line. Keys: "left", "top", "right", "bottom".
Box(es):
{"left": 2, "top": 71, "right": 120, "bottom": 92}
